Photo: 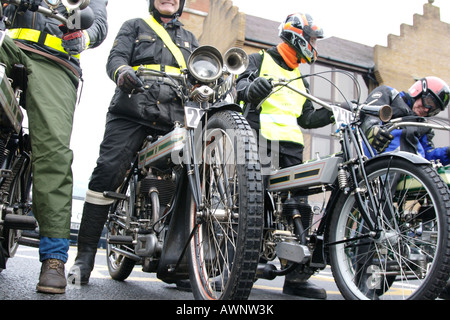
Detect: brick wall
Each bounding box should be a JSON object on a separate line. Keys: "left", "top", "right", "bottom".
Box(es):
{"left": 374, "top": 3, "right": 450, "bottom": 91}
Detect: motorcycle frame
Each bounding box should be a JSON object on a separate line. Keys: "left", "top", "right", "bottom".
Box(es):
{"left": 107, "top": 71, "right": 246, "bottom": 283}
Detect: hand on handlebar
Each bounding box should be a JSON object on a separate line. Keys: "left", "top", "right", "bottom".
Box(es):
{"left": 61, "top": 29, "right": 87, "bottom": 55}
{"left": 17, "top": 0, "right": 42, "bottom": 12}
{"left": 116, "top": 66, "right": 144, "bottom": 94}
{"left": 246, "top": 77, "right": 272, "bottom": 104}
{"left": 366, "top": 125, "right": 393, "bottom": 153}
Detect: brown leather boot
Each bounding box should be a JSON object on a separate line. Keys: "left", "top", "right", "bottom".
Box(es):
{"left": 36, "top": 259, "right": 66, "bottom": 294}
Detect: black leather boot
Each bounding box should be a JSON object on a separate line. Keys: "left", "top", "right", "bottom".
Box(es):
{"left": 68, "top": 203, "right": 109, "bottom": 285}
{"left": 283, "top": 265, "right": 327, "bottom": 299}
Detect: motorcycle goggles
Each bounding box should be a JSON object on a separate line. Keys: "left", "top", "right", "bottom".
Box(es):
{"left": 422, "top": 93, "right": 441, "bottom": 116}
{"left": 282, "top": 29, "right": 318, "bottom": 64}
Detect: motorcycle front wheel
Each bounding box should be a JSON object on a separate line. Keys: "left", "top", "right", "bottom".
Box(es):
{"left": 187, "top": 110, "right": 263, "bottom": 300}
{"left": 328, "top": 157, "right": 450, "bottom": 300}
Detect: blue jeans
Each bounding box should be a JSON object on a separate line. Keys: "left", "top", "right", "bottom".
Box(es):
{"left": 39, "top": 237, "right": 69, "bottom": 263}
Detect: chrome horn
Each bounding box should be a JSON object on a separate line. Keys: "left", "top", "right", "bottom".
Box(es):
{"left": 224, "top": 47, "right": 249, "bottom": 75}
{"left": 61, "top": 0, "right": 90, "bottom": 10}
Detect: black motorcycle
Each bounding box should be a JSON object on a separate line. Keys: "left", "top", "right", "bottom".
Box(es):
{"left": 101, "top": 46, "right": 265, "bottom": 300}
{"left": 254, "top": 76, "right": 450, "bottom": 300}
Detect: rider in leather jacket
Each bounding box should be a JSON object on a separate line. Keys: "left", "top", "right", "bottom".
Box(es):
{"left": 68, "top": 0, "right": 199, "bottom": 286}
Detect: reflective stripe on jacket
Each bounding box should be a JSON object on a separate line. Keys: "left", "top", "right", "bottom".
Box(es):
{"left": 7, "top": 28, "right": 80, "bottom": 58}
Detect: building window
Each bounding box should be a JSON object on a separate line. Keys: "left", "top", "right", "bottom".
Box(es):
{"left": 311, "top": 64, "right": 332, "bottom": 101}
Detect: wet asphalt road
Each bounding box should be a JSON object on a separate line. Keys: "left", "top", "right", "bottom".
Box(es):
{"left": 0, "top": 246, "right": 343, "bottom": 301}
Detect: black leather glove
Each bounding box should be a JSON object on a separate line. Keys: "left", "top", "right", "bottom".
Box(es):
{"left": 366, "top": 125, "right": 393, "bottom": 153}
{"left": 18, "top": 0, "right": 42, "bottom": 12}
{"left": 246, "top": 77, "right": 272, "bottom": 104}
{"left": 116, "top": 66, "right": 144, "bottom": 94}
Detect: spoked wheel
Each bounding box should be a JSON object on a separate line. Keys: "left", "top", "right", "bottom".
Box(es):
{"left": 329, "top": 157, "right": 450, "bottom": 300}
{"left": 106, "top": 176, "right": 137, "bottom": 281}
{"left": 187, "top": 110, "right": 263, "bottom": 300}
{"left": 1, "top": 152, "right": 32, "bottom": 269}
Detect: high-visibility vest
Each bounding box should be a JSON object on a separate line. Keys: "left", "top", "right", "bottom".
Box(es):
{"left": 259, "top": 51, "right": 306, "bottom": 145}
{"left": 142, "top": 15, "right": 186, "bottom": 70}
{"left": 7, "top": 28, "right": 81, "bottom": 58}
{"left": 115, "top": 16, "right": 187, "bottom": 80}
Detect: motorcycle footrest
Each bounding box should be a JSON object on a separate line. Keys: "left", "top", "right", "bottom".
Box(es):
{"left": 3, "top": 214, "right": 37, "bottom": 231}
{"left": 107, "top": 235, "right": 134, "bottom": 245}
{"left": 103, "top": 191, "right": 127, "bottom": 201}
{"left": 18, "top": 236, "right": 40, "bottom": 248}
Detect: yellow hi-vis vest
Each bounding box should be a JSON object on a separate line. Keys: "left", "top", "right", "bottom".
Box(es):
{"left": 143, "top": 15, "right": 187, "bottom": 70}
{"left": 115, "top": 15, "right": 187, "bottom": 80}
{"left": 259, "top": 51, "right": 307, "bottom": 145}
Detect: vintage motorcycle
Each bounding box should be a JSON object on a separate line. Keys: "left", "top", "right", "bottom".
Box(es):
{"left": 102, "top": 46, "right": 264, "bottom": 300}
{"left": 0, "top": 0, "right": 93, "bottom": 270}
{"left": 254, "top": 76, "right": 450, "bottom": 300}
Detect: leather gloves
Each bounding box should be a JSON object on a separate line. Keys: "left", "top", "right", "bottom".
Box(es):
{"left": 116, "top": 66, "right": 144, "bottom": 94}
{"left": 18, "top": 0, "right": 42, "bottom": 12}
{"left": 246, "top": 77, "right": 272, "bottom": 104}
{"left": 366, "top": 125, "right": 393, "bottom": 153}
{"left": 62, "top": 30, "right": 88, "bottom": 55}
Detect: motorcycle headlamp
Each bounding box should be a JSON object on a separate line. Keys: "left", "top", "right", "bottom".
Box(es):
{"left": 188, "top": 46, "right": 223, "bottom": 83}
{"left": 43, "top": 0, "right": 91, "bottom": 10}
{"left": 43, "top": 0, "right": 61, "bottom": 7}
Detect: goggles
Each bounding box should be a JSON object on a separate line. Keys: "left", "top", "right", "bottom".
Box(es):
{"left": 422, "top": 93, "right": 441, "bottom": 116}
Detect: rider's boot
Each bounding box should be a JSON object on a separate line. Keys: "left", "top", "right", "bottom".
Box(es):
{"left": 68, "top": 203, "right": 109, "bottom": 285}
{"left": 282, "top": 266, "right": 327, "bottom": 299}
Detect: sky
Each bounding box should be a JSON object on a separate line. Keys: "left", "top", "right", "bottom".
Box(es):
{"left": 69, "top": 0, "right": 450, "bottom": 196}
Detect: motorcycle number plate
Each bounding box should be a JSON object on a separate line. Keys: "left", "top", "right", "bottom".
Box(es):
{"left": 185, "top": 106, "right": 205, "bottom": 129}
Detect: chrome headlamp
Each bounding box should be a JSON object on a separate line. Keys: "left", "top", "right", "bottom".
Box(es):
{"left": 188, "top": 46, "right": 224, "bottom": 83}
{"left": 43, "top": 0, "right": 61, "bottom": 8}
{"left": 43, "top": 0, "right": 90, "bottom": 10}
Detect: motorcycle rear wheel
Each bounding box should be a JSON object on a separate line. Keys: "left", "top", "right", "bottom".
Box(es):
{"left": 187, "top": 110, "right": 263, "bottom": 300}
{"left": 329, "top": 158, "right": 450, "bottom": 300}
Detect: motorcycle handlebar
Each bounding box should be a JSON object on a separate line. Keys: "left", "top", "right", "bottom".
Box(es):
{"left": 270, "top": 80, "right": 392, "bottom": 119}
{"left": 5, "top": 0, "right": 68, "bottom": 24}
{"left": 4, "top": 0, "right": 95, "bottom": 29}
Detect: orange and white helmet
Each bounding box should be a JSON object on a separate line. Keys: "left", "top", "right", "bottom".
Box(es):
{"left": 408, "top": 76, "right": 450, "bottom": 116}
{"left": 278, "top": 13, "right": 324, "bottom": 64}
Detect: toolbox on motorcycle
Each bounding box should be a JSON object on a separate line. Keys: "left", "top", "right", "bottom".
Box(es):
{"left": 138, "top": 126, "right": 187, "bottom": 170}
{"left": 268, "top": 155, "right": 342, "bottom": 192}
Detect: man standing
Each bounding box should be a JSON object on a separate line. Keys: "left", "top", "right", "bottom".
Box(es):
{"left": 0, "top": 0, "right": 108, "bottom": 293}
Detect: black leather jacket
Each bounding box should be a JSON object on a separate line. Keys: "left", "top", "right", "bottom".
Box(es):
{"left": 4, "top": 0, "right": 108, "bottom": 75}
{"left": 106, "top": 16, "right": 199, "bottom": 131}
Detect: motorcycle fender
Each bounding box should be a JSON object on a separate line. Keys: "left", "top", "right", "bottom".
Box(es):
{"left": 367, "top": 150, "right": 430, "bottom": 166}
{"left": 203, "top": 102, "right": 242, "bottom": 115}
{"left": 156, "top": 177, "right": 190, "bottom": 282}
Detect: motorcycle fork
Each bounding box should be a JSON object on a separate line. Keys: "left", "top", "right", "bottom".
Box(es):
{"left": 342, "top": 128, "right": 381, "bottom": 234}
